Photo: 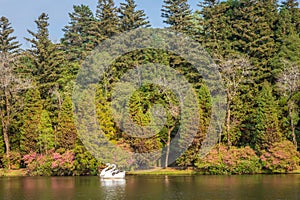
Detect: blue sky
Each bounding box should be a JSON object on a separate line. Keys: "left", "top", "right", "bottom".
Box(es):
{"left": 0, "top": 0, "right": 199, "bottom": 48}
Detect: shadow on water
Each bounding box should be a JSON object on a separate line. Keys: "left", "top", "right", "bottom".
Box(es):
{"left": 0, "top": 175, "right": 299, "bottom": 200}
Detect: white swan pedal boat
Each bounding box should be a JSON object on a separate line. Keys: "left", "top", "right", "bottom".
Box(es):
{"left": 100, "top": 163, "right": 126, "bottom": 179}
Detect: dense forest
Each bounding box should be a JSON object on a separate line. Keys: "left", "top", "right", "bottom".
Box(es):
{"left": 0, "top": 0, "right": 299, "bottom": 175}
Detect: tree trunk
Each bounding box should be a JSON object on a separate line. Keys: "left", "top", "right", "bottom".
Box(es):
{"left": 164, "top": 128, "right": 173, "bottom": 168}
{"left": 2, "top": 126, "right": 10, "bottom": 169}
{"left": 288, "top": 105, "right": 297, "bottom": 148}
{"left": 0, "top": 110, "right": 10, "bottom": 169}
{"left": 226, "top": 97, "right": 231, "bottom": 148}
{"left": 3, "top": 89, "right": 11, "bottom": 169}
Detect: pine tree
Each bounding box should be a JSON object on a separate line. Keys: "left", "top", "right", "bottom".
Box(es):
{"left": 19, "top": 88, "right": 43, "bottom": 154}
{"left": 276, "top": 6, "right": 295, "bottom": 42}
{"left": 252, "top": 82, "right": 282, "bottom": 151}
{"left": 94, "top": 0, "right": 120, "bottom": 39}
{"left": 161, "top": 0, "right": 194, "bottom": 34}
{"left": 271, "top": 33, "right": 300, "bottom": 85}
{"left": 37, "top": 110, "right": 55, "bottom": 154}
{"left": 197, "top": 1, "right": 233, "bottom": 57}
{"left": 229, "top": 0, "right": 278, "bottom": 82}
{"left": 56, "top": 95, "right": 77, "bottom": 150}
{"left": 25, "top": 13, "right": 65, "bottom": 99}
{"left": 0, "top": 16, "right": 21, "bottom": 54}
{"left": 281, "top": 0, "right": 300, "bottom": 34}
{"left": 118, "top": 0, "right": 150, "bottom": 32}
{"left": 61, "top": 5, "right": 96, "bottom": 61}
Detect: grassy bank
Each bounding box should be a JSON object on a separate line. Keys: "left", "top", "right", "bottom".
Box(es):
{"left": 0, "top": 169, "right": 27, "bottom": 177}
{"left": 288, "top": 166, "right": 300, "bottom": 174}
{"left": 127, "top": 168, "right": 200, "bottom": 175}
{"left": 127, "top": 167, "right": 300, "bottom": 175}
{"left": 1, "top": 167, "right": 300, "bottom": 177}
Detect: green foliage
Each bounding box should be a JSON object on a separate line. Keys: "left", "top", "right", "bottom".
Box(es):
{"left": 95, "top": 0, "right": 120, "bottom": 39}
{"left": 196, "top": 145, "right": 262, "bottom": 175}
{"left": 161, "top": 0, "right": 193, "bottom": 34}
{"left": 198, "top": 1, "right": 233, "bottom": 57}
{"left": 119, "top": 0, "right": 150, "bottom": 31}
{"left": 22, "top": 147, "right": 100, "bottom": 176}
{"left": 19, "top": 88, "right": 43, "bottom": 154}
{"left": 62, "top": 5, "right": 96, "bottom": 61}
{"left": 56, "top": 95, "right": 77, "bottom": 149}
{"left": 1, "top": 0, "right": 300, "bottom": 174}
{"left": 281, "top": 0, "right": 300, "bottom": 34}
{"left": 37, "top": 110, "right": 55, "bottom": 154}
{"left": 1, "top": 151, "right": 21, "bottom": 169}
{"left": 260, "top": 140, "right": 300, "bottom": 172}
{"left": 51, "top": 150, "right": 75, "bottom": 176}
{"left": 25, "top": 13, "right": 65, "bottom": 99}
{"left": 0, "top": 16, "right": 21, "bottom": 54}
{"left": 176, "top": 84, "right": 212, "bottom": 167}
{"left": 251, "top": 82, "right": 282, "bottom": 151}
{"left": 0, "top": 128, "right": 4, "bottom": 158}
{"left": 72, "top": 144, "right": 101, "bottom": 176}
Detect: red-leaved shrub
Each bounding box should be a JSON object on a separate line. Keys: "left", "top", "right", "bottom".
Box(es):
{"left": 196, "top": 145, "right": 261, "bottom": 174}
{"left": 260, "top": 140, "right": 300, "bottom": 172}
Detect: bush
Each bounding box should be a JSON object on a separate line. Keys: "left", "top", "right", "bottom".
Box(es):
{"left": 22, "top": 147, "right": 102, "bottom": 176}
{"left": 51, "top": 151, "right": 75, "bottom": 176}
{"left": 23, "top": 150, "right": 76, "bottom": 176}
{"left": 72, "top": 145, "right": 101, "bottom": 176}
{"left": 260, "top": 140, "right": 300, "bottom": 173}
{"left": 23, "top": 152, "right": 52, "bottom": 176}
{"left": 2, "top": 151, "right": 21, "bottom": 169}
{"left": 195, "top": 145, "right": 262, "bottom": 175}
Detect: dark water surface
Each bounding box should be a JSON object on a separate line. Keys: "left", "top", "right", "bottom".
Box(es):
{"left": 0, "top": 175, "right": 299, "bottom": 200}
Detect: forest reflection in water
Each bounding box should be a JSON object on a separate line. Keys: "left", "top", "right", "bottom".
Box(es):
{"left": 1, "top": 175, "right": 299, "bottom": 200}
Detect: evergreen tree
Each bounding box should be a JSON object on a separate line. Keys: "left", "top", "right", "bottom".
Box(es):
{"left": 197, "top": 1, "right": 233, "bottom": 57}
{"left": 276, "top": 6, "right": 295, "bottom": 42}
{"left": 118, "top": 0, "right": 150, "bottom": 31}
{"left": 37, "top": 110, "right": 55, "bottom": 154}
{"left": 56, "top": 95, "right": 77, "bottom": 150}
{"left": 19, "top": 88, "right": 43, "bottom": 154}
{"left": 229, "top": 0, "right": 278, "bottom": 82}
{"left": 0, "top": 16, "right": 20, "bottom": 54}
{"left": 94, "top": 0, "right": 120, "bottom": 39}
{"left": 281, "top": 0, "right": 300, "bottom": 34}
{"left": 25, "top": 13, "right": 65, "bottom": 99}
{"left": 161, "top": 0, "right": 194, "bottom": 34}
{"left": 271, "top": 33, "right": 300, "bottom": 84}
{"left": 62, "top": 5, "right": 96, "bottom": 61}
{"left": 252, "top": 82, "right": 282, "bottom": 151}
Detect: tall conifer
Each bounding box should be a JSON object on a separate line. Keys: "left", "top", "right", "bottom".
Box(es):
{"left": 0, "top": 16, "right": 20, "bottom": 54}
{"left": 161, "top": 0, "right": 194, "bottom": 34}
{"left": 118, "top": 0, "right": 150, "bottom": 31}
{"left": 62, "top": 5, "right": 96, "bottom": 61}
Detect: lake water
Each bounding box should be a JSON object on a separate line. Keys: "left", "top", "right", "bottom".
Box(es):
{"left": 0, "top": 175, "right": 299, "bottom": 200}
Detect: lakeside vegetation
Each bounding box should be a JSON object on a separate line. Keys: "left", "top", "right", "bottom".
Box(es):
{"left": 0, "top": 0, "right": 300, "bottom": 176}
{"left": 1, "top": 166, "right": 300, "bottom": 177}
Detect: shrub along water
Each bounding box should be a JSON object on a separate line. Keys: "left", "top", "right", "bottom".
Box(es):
{"left": 196, "top": 145, "right": 262, "bottom": 175}
{"left": 22, "top": 147, "right": 101, "bottom": 176}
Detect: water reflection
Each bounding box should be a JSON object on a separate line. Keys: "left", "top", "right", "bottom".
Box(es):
{"left": 100, "top": 179, "right": 126, "bottom": 200}
{"left": 0, "top": 175, "right": 299, "bottom": 200}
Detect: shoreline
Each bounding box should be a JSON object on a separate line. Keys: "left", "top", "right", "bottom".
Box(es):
{"left": 1, "top": 167, "right": 299, "bottom": 177}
